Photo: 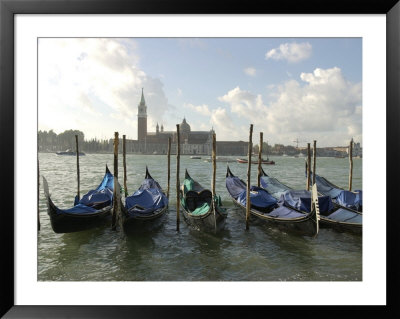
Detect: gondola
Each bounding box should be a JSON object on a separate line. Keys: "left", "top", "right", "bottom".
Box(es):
{"left": 42, "top": 165, "right": 114, "bottom": 233}
{"left": 180, "top": 169, "right": 228, "bottom": 232}
{"left": 261, "top": 167, "right": 362, "bottom": 234}
{"left": 308, "top": 163, "right": 362, "bottom": 213}
{"left": 121, "top": 167, "right": 169, "bottom": 234}
{"left": 225, "top": 166, "right": 319, "bottom": 237}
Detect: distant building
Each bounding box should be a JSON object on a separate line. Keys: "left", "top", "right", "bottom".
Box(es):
{"left": 124, "top": 89, "right": 248, "bottom": 155}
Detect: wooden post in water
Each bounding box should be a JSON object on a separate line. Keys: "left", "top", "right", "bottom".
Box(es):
{"left": 122, "top": 135, "right": 128, "bottom": 198}
{"left": 348, "top": 138, "right": 353, "bottom": 191}
{"left": 176, "top": 125, "right": 180, "bottom": 231}
{"left": 245, "top": 124, "right": 253, "bottom": 230}
{"left": 75, "top": 135, "right": 80, "bottom": 200}
{"left": 38, "top": 159, "right": 40, "bottom": 231}
{"left": 212, "top": 133, "right": 217, "bottom": 232}
{"left": 306, "top": 143, "right": 311, "bottom": 191}
{"left": 167, "top": 137, "right": 171, "bottom": 199}
{"left": 112, "top": 132, "right": 119, "bottom": 230}
{"left": 257, "top": 132, "right": 263, "bottom": 187}
{"left": 312, "top": 140, "right": 317, "bottom": 186}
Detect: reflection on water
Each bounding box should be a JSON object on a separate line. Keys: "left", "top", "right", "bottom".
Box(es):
{"left": 38, "top": 153, "right": 362, "bottom": 281}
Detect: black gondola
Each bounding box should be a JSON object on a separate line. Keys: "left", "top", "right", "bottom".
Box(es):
{"left": 180, "top": 170, "right": 228, "bottom": 233}
{"left": 262, "top": 167, "right": 362, "bottom": 234}
{"left": 226, "top": 166, "right": 320, "bottom": 237}
{"left": 42, "top": 165, "right": 114, "bottom": 233}
{"left": 121, "top": 167, "right": 168, "bottom": 234}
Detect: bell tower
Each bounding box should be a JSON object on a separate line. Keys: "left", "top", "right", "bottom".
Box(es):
{"left": 137, "top": 88, "right": 147, "bottom": 142}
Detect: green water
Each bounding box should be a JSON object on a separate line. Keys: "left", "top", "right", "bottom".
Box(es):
{"left": 38, "top": 153, "right": 362, "bottom": 281}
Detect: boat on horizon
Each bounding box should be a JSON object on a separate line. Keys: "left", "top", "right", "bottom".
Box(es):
{"left": 56, "top": 149, "right": 86, "bottom": 156}
{"left": 204, "top": 156, "right": 235, "bottom": 163}
{"left": 236, "top": 158, "right": 275, "bottom": 165}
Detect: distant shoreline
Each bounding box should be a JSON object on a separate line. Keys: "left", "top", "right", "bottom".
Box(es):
{"left": 38, "top": 151, "right": 362, "bottom": 159}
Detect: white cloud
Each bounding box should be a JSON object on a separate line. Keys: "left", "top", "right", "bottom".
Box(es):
{"left": 210, "top": 108, "right": 244, "bottom": 141}
{"left": 244, "top": 67, "right": 257, "bottom": 76}
{"left": 265, "top": 42, "right": 312, "bottom": 63}
{"left": 184, "top": 103, "right": 211, "bottom": 116}
{"left": 218, "top": 67, "right": 362, "bottom": 146}
{"left": 38, "top": 38, "right": 171, "bottom": 140}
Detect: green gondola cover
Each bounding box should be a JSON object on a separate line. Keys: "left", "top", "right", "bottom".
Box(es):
{"left": 181, "top": 177, "right": 222, "bottom": 216}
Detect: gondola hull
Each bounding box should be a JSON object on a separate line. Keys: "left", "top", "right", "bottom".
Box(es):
{"left": 226, "top": 166, "right": 319, "bottom": 237}
{"left": 231, "top": 198, "right": 318, "bottom": 237}
{"left": 317, "top": 216, "right": 362, "bottom": 234}
{"left": 42, "top": 166, "right": 114, "bottom": 233}
{"left": 122, "top": 167, "right": 169, "bottom": 235}
{"left": 181, "top": 204, "right": 227, "bottom": 233}
{"left": 180, "top": 170, "right": 228, "bottom": 233}
{"left": 261, "top": 168, "right": 362, "bottom": 235}
{"left": 45, "top": 196, "right": 112, "bottom": 233}
{"left": 121, "top": 205, "right": 168, "bottom": 234}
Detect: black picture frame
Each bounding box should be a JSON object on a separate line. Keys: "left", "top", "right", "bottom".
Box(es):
{"left": 1, "top": 0, "right": 398, "bottom": 317}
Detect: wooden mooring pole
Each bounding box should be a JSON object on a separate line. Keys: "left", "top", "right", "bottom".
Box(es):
{"left": 38, "top": 159, "right": 40, "bottom": 231}
{"left": 112, "top": 132, "right": 119, "bottom": 230}
{"left": 348, "top": 138, "right": 353, "bottom": 191}
{"left": 306, "top": 143, "right": 311, "bottom": 191}
{"left": 257, "top": 132, "right": 263, "bottom": 187}
{"left": 167, "top": 137, "right": 171, "bottom": 199}
{"left": 75, "top": 135, "right": 80, "bottom": 200}
{"left": 312, "top": 140, "right": 317, "bottom": 186}
{"left": 246, "top": 124, "right": 253, "bottom": 230}
{"left": 123, "top": 135, "right": 128, "bottom": 198}
{"left": 212, "top": 133, "right": 217, "bottom": 232}
{"left": 176, "top": 125, "right": 180, "bottom": 231}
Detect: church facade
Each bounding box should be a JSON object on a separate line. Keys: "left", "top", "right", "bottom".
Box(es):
{"left": 124, "top": 89, "right": 247, "bottom": 155}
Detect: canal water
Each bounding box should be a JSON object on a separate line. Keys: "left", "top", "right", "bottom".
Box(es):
{"left": 38, "top": 153, "right": 362, "bottom": 282}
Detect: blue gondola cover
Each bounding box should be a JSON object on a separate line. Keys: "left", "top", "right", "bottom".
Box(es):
{"left": 237, "top": 186, "right": 278, "bottom": 208}
{"left": 260, "top": 176, "right": 291, "bottom": 198}
{"left": 336, "top": 190, "right": 362, "bottom": 211}
{"left": 278, "top": 190, "right": 333, "bottom": 214}
{"left": 226, "top": 175, "right": 277, "bottom": 208}
{"left": 125, "top": 178, "right": 168, "bottom": 215}
{"left": 61, "top": 169, "right": 114, "bottom": 215}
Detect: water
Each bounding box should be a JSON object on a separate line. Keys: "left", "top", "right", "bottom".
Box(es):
{"left": 38, "top": 153, "right": 362, "bottom": 281}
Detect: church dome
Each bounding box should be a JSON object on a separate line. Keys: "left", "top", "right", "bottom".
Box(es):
{"left": 180, "top": 117, "right": 191, "bottom": 132}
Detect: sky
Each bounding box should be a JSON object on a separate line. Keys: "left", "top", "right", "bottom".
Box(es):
{"left": 38, "top": 37, "right": 362, "bottom": 147}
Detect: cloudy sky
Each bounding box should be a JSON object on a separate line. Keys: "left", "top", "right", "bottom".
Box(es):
{"left": 38, "top": 37, "right": 362, "bottom": 147}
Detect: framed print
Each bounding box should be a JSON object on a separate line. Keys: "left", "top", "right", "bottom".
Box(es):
{"left": 1, "top": 0, "right": 399, "bottom": 317}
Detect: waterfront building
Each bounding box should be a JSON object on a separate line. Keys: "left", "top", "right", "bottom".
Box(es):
{"left": 125, "top": 89, "right": 247, "bottom": 155}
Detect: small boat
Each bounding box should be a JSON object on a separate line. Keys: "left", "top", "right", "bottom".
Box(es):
{"left": 190, "top": 156, "right": 202, "bottom": 159}
{"left": 204, "top": 156, "right": 235, "bottom": 163}
{"left": 225, "top": 166, "right": 319, "bottom": 237}
{"left": 42, "top": 166, "right": 114, "bottom": 233}
{"left": 56, "top": 149, "right": 86, "bottom": 156}
{"left": 180, "top": 170, "right": 227, "bottom": 232}
{"left": 236, "top": 158, "right": 275, "bottom": 165}
{"left": 121, "top": 167, "right": 168, "bottom": 234}
{"left": 261, "top": 167, "right": 362, "bottom": 234}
